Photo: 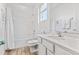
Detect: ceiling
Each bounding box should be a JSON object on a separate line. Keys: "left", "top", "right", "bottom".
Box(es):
{"left": 5, "top": 3, "right": 40, "bottom": 21}
{"left": 6, "top": 3, "right": 42, "bottom": 9}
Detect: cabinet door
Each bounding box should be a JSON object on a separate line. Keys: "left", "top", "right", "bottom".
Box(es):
{"left": 47, "top": 49, "right": 54, "bottom": 55}
{"left": 42, "top": 39, "right": 54, "bottom": 52}
{"left": 55, "top": 45, "right": 71, "bottom": 55}
{"left": 0, "top": 51, "right": 4, "bottom": 55}
{"left": 38, "top": 37, "right": 42, "bottom": 43}
{"left": 38, "top": 44, "right": 46, "bottom": 55}
{"left": 0, "top": 45, "right": 5, "bottom": 55}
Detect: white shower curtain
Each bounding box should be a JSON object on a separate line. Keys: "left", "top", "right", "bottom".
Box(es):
{"left": 6, "top": 7, "right": 15, "bottom": 49}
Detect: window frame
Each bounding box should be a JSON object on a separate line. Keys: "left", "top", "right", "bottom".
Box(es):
{"left": 39, "top": 3, "right": 48, "bottom": 22}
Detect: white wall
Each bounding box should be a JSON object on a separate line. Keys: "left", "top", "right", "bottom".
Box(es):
{"left": 6, "top": 4, "right": 38, "bottom": 48}
{"left": 38, "top": 4, "right": 61, "bottom": 34}
{"left": 12, "top": 7, "right": 34, "bottom": 40}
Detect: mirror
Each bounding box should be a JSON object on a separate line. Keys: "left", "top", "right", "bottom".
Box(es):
{"left": 55, "top": 16, "right": 77, "bottom": 33}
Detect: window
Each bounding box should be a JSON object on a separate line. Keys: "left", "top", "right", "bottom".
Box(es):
{"left": 39, "top": 3, "right": 48, "bottom": 22}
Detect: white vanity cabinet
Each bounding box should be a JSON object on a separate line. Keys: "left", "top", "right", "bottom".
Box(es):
{"left": 55, "top": 45, "right": 72, "bottom": 55}
{"left": 38, "top": 37, "right": 54, "bottom": 55}
{"left": 38, "top": 36, "right": 73, "bottom": 55}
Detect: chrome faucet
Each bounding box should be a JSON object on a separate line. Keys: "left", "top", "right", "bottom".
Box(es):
{"left": 43, "top": 31, "right": 46, "bottom": 34}
{"left": 57, "top": 32, "right": 62, "bottom": 37}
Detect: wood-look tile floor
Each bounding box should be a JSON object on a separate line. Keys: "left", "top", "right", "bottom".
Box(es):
{"left": 4, "top": 47, "right": 32, "bottom": 55}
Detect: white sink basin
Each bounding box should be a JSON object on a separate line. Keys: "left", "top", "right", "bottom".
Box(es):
{"left": 62, "top": 36, "right": 79, "bottom": 47}
{"left": 47, "top": 35, "right": 79, "bottom": 50}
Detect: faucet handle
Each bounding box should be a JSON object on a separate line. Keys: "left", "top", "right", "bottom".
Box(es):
{"left": 57, "top": 32, "right": 62, "bottom": 37}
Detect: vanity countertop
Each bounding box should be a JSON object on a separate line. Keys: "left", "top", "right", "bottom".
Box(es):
{"left": 38, "top": 33, "right": 79, "bottom": 54}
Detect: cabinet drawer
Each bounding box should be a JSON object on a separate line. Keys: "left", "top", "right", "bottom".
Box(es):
{"left": 42, "top": 39, "right": 53, "bottom": 52}
{"left": 55, "top": 45, "right": 71, "bottom": 55}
